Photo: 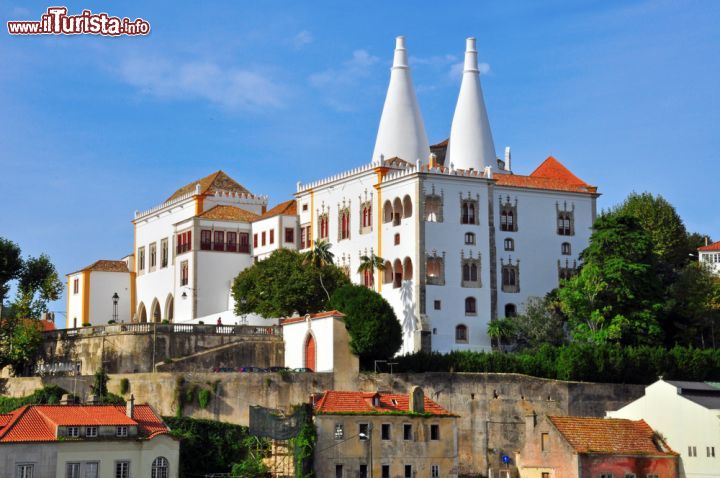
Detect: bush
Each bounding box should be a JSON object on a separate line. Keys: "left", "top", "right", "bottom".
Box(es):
{"left": 119, "top": 378, "right": 130, "bottom": 395}
{"left": 197, "top": 388, "right": 211, "bottom": 409}
{"left": 0, "top": 385, "right": 69, "bottom": 414}
{"left": 391, "top": 344, "right": 720, "bottom": 384}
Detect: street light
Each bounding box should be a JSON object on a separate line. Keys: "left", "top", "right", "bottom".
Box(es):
{"left": 112, "top": 292, "right": 119, "bottom": 322}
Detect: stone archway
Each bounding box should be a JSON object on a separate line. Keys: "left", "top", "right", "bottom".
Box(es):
{"left": 150, "top": 299, "right": 161, "bottom": 323}
{"left": 137, "top": 302, "right": 147, "bottom": 323}
{"left": 165, "top": 294, "right": 174, "bottom": 323}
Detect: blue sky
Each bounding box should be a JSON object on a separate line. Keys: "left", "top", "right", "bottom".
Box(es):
{"left": 1, "top": 0, "right": 719, "bottom": 316}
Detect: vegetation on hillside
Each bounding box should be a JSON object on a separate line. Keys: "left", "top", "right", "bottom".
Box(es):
{"left": 0, "top": 385, "right": 69, "bottom": 414}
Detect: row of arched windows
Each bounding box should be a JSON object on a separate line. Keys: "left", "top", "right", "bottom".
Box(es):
{"left": 382, "top": 257, "right": 413, "bottom": 288}
{"left": 383, "top": 196, "right": 413, "bottom": 225}
{"left": 135, "top": 295, "right": 174, "bottom": 323}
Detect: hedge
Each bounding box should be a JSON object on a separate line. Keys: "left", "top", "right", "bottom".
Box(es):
{"left": 0, "top": 385, "right": 68, "bottom": 414}
{"left": 390, "top": 344, "right": 720, "bottom": 384}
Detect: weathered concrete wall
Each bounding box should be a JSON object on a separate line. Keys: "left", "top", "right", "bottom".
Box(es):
{"left": 0, "top": 372, "right": 643, "bottom": 477}
{"left": 36, "top": 325, "right": 283, "bottom": 374}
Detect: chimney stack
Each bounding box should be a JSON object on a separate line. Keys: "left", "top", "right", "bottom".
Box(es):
{"left": 60, "top": 394, "right": 74, "bottom": 405}
{"left": 86, "top": 394, "right": 100, "bottom": 405}
{"left": 126, "top": 394, "right": 135, "bottom": 418}
{"left": 504, "top": 146, "right": 512, "bottom": 172}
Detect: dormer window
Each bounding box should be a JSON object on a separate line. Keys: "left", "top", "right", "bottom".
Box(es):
{"left": 67, "top": 426, "right": 79, "bottom": 437}
{"left": 116, "top": 426, "right": 128, "bottom": 437}
{"left": 373, "top": 396, "right": 380, "bottom": 407}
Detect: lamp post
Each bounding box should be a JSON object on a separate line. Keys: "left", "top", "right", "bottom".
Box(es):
{"left": 112, "top": 292, "right": 119, "bottom": 322}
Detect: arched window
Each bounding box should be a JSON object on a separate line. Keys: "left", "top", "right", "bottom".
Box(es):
{"left": 500, "top": 208, "right": 515, "bottom": 231}
{"left": 403, "top": 257, "right": 413, "bottom": 281}
{"left": 383, "top": 261, "right": 393, "bottom": 284}
{"left": 561, "top": 242, "right": 571, "bottom": 255}
{"left": 393, "top": 259, "right": 403, "bottom": 288}
{"left": 426, "top": 256, "right": 444, "bottom": 285}
{"left": 462, "top": 258, "right": 481, "bottom": 287}
{"left": 383, "top": 200, "right": 393, "bottom": 224}
{"left": 339, "top": 208, "right": 350, "bottom": 241}
{"left": 151, "top": 457, "right": 169, "bottom": 478}
{"left": 464, "top": 232, "right": 475, "bottom": 245}
{"left": 165, "top": 295, "right": 174, "bottom": 323}
{"left": 501, "top": 264, "right": 519, "bottom": 293}
{"left": 318, "top": 214, "right": 329, "bottom": 240}
{"left": 392, "top": 198, "right": 403, "bottom": 226}
{"left": 455, "top": 324, "right": 468, "bottom": 343}
{"left": 557, "top": 210, "right": 574, "bottom": 236}
{"left": 394, "top": 233, "right": 400, "bottom": 245}
{"left": 424, "top": 195, "right": 443, "bottom": 222}
{"left": 151, "top": 299, "right": 161, "bottom": 323}
{"left": 363, "top": 268, "right": 374, "bottom": 288}
{"left": 402, "top": 195, "right": 413, "bottom": 218}
{"left": 504, "top": 238, "right": 514, "bottom": 251}
{"left": 136, "top": 303, "right": 147, "bottom": 323}
{"left": 361, "top": 204, "right": 372, "bottom": 230}
{"left": 504, "top": 303, "right": 517, "bottom": 318}
{"left": 465, "top": 297, "right": 477, "bottom": 315}
{"left": 461, "top": 200, "right": 477, "bottom": 225}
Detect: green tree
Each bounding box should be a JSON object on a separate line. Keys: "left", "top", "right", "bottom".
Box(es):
{"left": 91, "top": 367, "right": 109, "bottom": 397}
{"left": 487, "top": 319, "right": 514, "bottom": 349}
{"left": 302, "top": 240, "right": 335, "bottom": 299}
{"left": 357, "top": 253, "right": 385, "bottom": 286}
{"left": 558, "top": 213, "right": 664, "bottom": 345}
{"left": 13, "top": 254, "right": 63, "bottom": 319}
{"left": 667, "top": 262, "right": 720, "bottom": 348}
{"left": 0, "top": 237, "right": 23, "bottom": 317}
{"left": 232, "top": 249, "right": 349, "bottom": 317}
{"left": 504, "top": 295, "right": 566, "bottom": 350}
{"left": 0, "top": 316, "right": 43, "bottom": 373}
{"left": 327, "top": 284, "right": 402, "bottom": 363}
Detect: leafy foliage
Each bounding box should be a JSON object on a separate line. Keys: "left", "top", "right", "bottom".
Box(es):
{"left": 289, "top": 403, "right": 316, "bottom": 478}
{"left": 327, "top": 284, "right": 402, "bottom": 363}
{"left": 0, "top": 237, "right": 23, "bottom": 307}
{"left": 502, "top": 294, "right": 566, "bottom": 350}
{"left": 12, "top": 254, "right": 63, "bottom": 320}
{"left": 0, "top": 385, "right": 69, "bottom": 414}
{"left": 0, "top": 317, "right": 43, "bottom": 373}
{"left": 232, "top": 249, "right": 349, "bottom": 317}
{"left": 164, "top": 416, "right": 255, "bottom": 478}
{"left": 393, "top": 344, "right": 720, "bottom": 384}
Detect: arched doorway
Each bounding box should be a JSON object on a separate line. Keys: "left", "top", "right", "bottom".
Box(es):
{"left": 137, "top": 303, "right": 147, "bottom": 323}
{"left": 151, "top": 299, "right": 161, "bottom": 323}
{"left": 304, "top": 334, "right": 316, "bottom": 371}
{"left": 165, "top": 294, "right": 174, "bottom": 323}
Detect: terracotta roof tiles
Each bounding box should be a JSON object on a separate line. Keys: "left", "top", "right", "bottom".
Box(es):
{"left": 166, "top": 170, "right": 252, "bottom": 203}
{"left": 548, "top": 416, "right": 676, "bottom": 456}
{"left": 314, "top": 390, "right": 455, "bottom": 417}
{"left": 68, "top": 260, "right": 129, "bottom": 276}
{"left": 255, "top": 200, "right": 297, "bottom": 221}
{"left": 698, "top": 241, "right": 720, "bottom": 252}
{"left": 198, "top": 205, "right": 259, "bottom": 222}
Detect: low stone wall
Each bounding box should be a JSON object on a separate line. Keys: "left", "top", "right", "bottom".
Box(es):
{"left": 0, "top": 372, "right": 643, "bottom": 477}
{"left": 36, "top": 323, "right": 283, "bottom": 374}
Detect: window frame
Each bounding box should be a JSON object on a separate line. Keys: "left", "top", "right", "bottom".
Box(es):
{"left": 66, "top": 462, "right": 81, "bottom": 478}
{"left": 455, "top": 324, "right": 468, "bottom": 343}
{"left": 358, "top": 423, "right": 369, "bottom": 440}
{"left": 430, "top": 424, "right": 440, "bottom": 440}
{"left": 67, "top": 426, "right": 79, "bottom": 438}
{"left": 464, "top": 232, "right": 475, "bottom": 245}
{"left": 114, "top": 461, "right": 130, "bottom": 478}
{"left": 16, "top": 464, "right": 34, "bottom": 478}
{"left": 85, "top": 426, "right": 98, "bottom": 438}
{"left": 116, "top": 426, "right": 128, "bottom": 438}
{"left": 381, "top": 423, "right": 391, "bottom": 440}
{"left": 403, "top": 423, "right": 413, "bottom": 441}
{"left": 334, "top": 423, "right": 344, "bottom": 440}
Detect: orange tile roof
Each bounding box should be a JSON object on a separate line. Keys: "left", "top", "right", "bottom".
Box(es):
{"left": 494, "top": 157, "right": 597, "bottom": 194}
{"left": 698, "top": 241, "right": 720, "bottom": 252}
{"left": 68, "top": 260, "right": 129, "bottom": 276}
{"left": 280, "top": 310, "right": 345, "bottom": 325}
{"left": 255, "top": 200, "right": 297, "bottom": 221}
{"left": 314, "top": 390, "right": 455, "bottom": 417}
{"left": 0, "top": 404, "right": 171, "bottom": 443}
{"left": 548, "top": 416, "right": 676, "bottom": 456}
{"left": 166, "top": 170, "right": 252, "bottom": 202}
{"left": 198, "top": 205, "right": 259, "bottom": 222}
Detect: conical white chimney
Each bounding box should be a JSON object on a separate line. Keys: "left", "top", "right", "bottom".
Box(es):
{"left": 372, "top": 36, "right": 430, "bottom": 165}
{"left": 446, "top": 38, "right": 497, "bottom": 171}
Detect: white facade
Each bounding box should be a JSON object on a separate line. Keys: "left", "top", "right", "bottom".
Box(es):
{"left": 66, "top": 261, "right": 133, "bottom": 328}
{"left": 607, "top": 379, "right": 720, "bottom": 478}
{"left": 699, "top": 242, "right": 720, "bottom": 275}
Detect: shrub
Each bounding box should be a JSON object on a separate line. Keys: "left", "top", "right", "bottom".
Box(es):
{"left": 197, "top": 388, "right": 211, "bottom": 409}
{"left": 0, "top": 385, "right": 69, "bottom": 414}
{"left": 119, "top": 378, "right": 130, "bottom": 395}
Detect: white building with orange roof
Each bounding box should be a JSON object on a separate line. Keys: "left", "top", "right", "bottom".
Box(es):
{"left": 66, "top": 259, "right": 134, "bottom": 328}
{"left": 698, "top": 240, "right": 720, "bottom": 274}
{"left": 0, "top": 397, "right": 179, "bottom": 478}
{"left": 67, "top": 36, "right": 598, "bottom": 355}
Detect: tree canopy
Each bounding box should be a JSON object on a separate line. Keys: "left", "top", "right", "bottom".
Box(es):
{"left": 327, "top": 284, "right": 402, "bottom": 363}
{"left": 231, "top": 249, "right": 349, "bottom": 318}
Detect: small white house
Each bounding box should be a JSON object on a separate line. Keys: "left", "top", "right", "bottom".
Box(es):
{"left": 281, "top": 311, "right": 358, "bottom": 380}
{"left": 699, "top": 241, "right": 720, "bottom": 275}
{"left": 607, "top": 379, "right": 720, "bottom": 478}
{"left": 66, "top": 259, "right": 134, "bottom": 328}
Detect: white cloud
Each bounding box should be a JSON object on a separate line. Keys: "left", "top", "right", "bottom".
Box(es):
{"left": 450, "top": 61, "right": 491, "bottom": 80}
{"left": 118, "top": 57, "right": 284, "bottom": 111}
{"left": 293, "top": 30, "right": 314, "bottom": 48}
{"left": 309, "top": 49, "right": 379, "bottom": 87}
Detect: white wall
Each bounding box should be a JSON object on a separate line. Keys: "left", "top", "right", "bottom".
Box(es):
{"left": 283, "top": 316, "right": 335, "bottom": 372}
{"left": 607, "top": 380, "right": 720, "bottom": 478}
{"left": 699, "top": 251, "right": 720, "bottom": 275}
{"left": 88, "top": 272, "right": 132, "bottom": 325}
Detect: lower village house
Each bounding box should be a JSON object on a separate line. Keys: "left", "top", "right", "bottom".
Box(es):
{"left": 517, "top": 414, "right": 678, "bottom": 478}
{"left": 314, "top": 386, "right": 458, "bottom": 478}
{"left": 0, "top": 396, "right": 178, "bottom": 478}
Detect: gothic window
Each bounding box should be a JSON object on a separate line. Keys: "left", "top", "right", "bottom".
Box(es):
{"left": 402, "top": 195, "right": 413, "bottom": 218}
{"left": 558, "top": 259, "right": 578, "bottom": 283}
{"left": 160, "top": 238, "right": 168, "bottom": 267}
{"left": 149, "top": 242, "right": 157, "bottom": 270}
{"left": 383, "top": 200, "right": 393, "bottom": 224}
{"left": 426, "top": 254, "right": 445, "bottom": 286}
{"left": 557, "top": 202, "right": 575, "bottom": 236}
{"left": 338, "top": 208, "right": 350, "bottom": 241}
{"left": 504, "top": 238, "right": 514, "bottom": 251}
{"left": 363, "top": 268, "right": 374, "bottom": 288}
{"left": 501, "top": 261, "right": 520, "bottom": 293}
{"left": 465, "top": 232, "right": 475, "bottom": 245}
{"left": 455, "top": 324, "right": 468, "bottom": 343}
{"left": 300, "top": 224, "right": 311, "bottom": 249}
{"left": 137, "top": 246, "right": 145, "bottom": 272}
{"left": 561, "top": 242, "right": 571, "bottom": 255}
{"left": 360, "top": 201, "right": 372, "bottom": 233}
{"left": 318, "top": 213, "right": 329, "bottom": 240}
{"left": 499, "top": 197, "right": 518, "bottom": 232}
{"left": 424, "top": 193, "right": 443, "bottom": 222}
{"left": 461, "top": 199, "right": 478, "bottom": 225}
{"left": 505, "top": 303, "right": 517, "bottom": 317}
{"left": 465, "top": 297, "right": 477, "bottom": 316}
{"left": 461, "top": 257, "right": 481, "bottom": 288}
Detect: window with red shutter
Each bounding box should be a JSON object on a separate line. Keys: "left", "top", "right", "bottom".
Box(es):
{"left": 200, "top": 230, "right": 212, "bottom": 250}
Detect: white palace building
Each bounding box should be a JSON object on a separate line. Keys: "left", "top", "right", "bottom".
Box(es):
{"left": 66, "top": 37, "right": 599, "bottom": 354}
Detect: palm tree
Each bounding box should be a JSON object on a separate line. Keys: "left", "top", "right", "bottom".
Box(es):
{"left": 357, "top": 253, "right": 385, "bottom": 289}
{"left": 302, "top": 240, "right": 335, "bottom": 300}
{"left": 487, "top": 318, "right": 514, "bottom": 350}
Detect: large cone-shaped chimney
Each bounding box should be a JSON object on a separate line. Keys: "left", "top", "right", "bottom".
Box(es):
{"left": 446, "top": 38, "right": 497, "bottom": 171}
{"left": 372, "top": 36, "right": 430, "bottom": 164}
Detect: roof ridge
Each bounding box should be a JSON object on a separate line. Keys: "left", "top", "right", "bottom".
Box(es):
{"left": 0, "top": 405, "right": 30, "bottom": 440}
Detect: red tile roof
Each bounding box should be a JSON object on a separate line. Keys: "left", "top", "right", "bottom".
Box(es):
{"left": 548, "top": 416, "right": 676, "bottom": 456}
{"left": 494, "top": 157, "right": 597, "bottom": 194}
{"left": 68, "top": 260, "right": 130, "bottom": 276}
{"left": 0, "top": 404, "right": 171, "bottom": 443}
{"left": 166, "top": 170, "right": 253, "bottom": 202}
{"left": 698, "top": 241, "right": 720, "bottom": 252}
{"left": 280, "top": 310, "right": 345, "bottom": 326}
{"left": 198, "top": 205, "right": 259, "bottom": 222}
{"left": 255, "top": 199, "right": 297, "bottom": 221}
{"left": 314, "top": 390, "right": 455, "bottom": 417}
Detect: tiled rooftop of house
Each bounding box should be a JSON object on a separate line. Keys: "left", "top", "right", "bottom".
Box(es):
{"left": 198, "top": 204, "right": 259, "bottom": 222}
{"left": 314, "top": 390, "right": 455, "bottom": 416}
{"left": 548, "top": 416, "right": 676, "bottom": 456}
{"left": 255, "top": 199, "right": 297, "bottom": 221}
{"left": 68, "top": 259, "right": 129, "bottom": 275}
{"left": 280, "top": 310, "right": 345, "bottom": 326}
{"left": 0, "top": 404, "right": 171, "bottom": 443}
{"left": 698, "top": 241, "right": 720, "bottom": 252}
{"left": 166, "top": 170, "right": 253, "bottom": 202}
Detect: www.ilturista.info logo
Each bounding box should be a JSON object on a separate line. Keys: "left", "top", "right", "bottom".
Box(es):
{"left": 7, "top": 7, "right": 150, "bottom": 36}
